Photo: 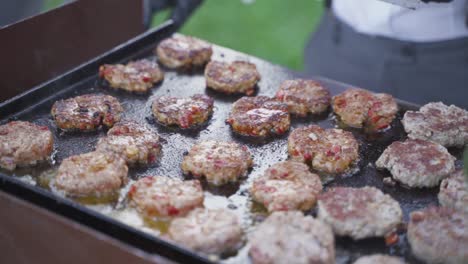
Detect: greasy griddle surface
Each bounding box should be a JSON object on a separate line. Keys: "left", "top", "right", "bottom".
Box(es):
{"left": 1, "top": 45, "right": 463, "bottom": 264}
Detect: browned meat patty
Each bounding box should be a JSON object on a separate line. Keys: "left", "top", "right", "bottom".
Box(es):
{"left": 95, "top": 120, "right": 161, "bottom": 166}
{"left": 317, "top": 187, "right": 402, "bottom": 240}
{"left": 0, "top": 121, "right": 54, "bottom": 170}
{"left": 53, "top": 151, "right": 128, "bottom": 200}
{"left": 249, "top": 211, "right": 335, "bottom": 264}
{"left": 168, "top": 208, "right": 244, "bottom": 255}
{"left": 156, "top": 35, "right": 212, "bottom": 69}
{"left": 152, "top": 94, "right": 214, "bottom": 129}
{"left": 128, "top": 176, "right": 204, "bottom": 218}
{"left": 205, "top": 60, "right": 260, "bottom": 95}
{"left": 251, "top": 161, "right": 322, "bottom": 212}
{"left": 288, "top": 125, "right": 359, "bottom": 174}
{"left": 227, "top": 96, "right": 290, "bottom": 137}
{"left": 181, "top": 140, "right": 253, "bottom": 186}
{"left": 275, "top": 79, "right": 331, "bottom": 116}
{"left": 438, "top": 169, "right": 468, "bottom": 213}
{"left": 99, "top": 59, "right": 164, "bottom": 93}
{"left": 376, "top": 139, "right": 456, "bottom": 188}
{"left": 332, "top": 88, "right": 398, "bottom": 131}
{"left": 408, "top": 207, "right": 467, "bottom": 264}
{"left": 402, "top": 102, "right": 468, "bottom": 147}
{"left": 51, "top": 94, "right": 123, "bottom": 131}
{"left": 353, "top": 255, "right": 404, "bottom": 264}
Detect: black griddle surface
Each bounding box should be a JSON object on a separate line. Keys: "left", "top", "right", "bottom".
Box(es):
{"left": 0, "top": 34, "right": 464, "bottom": 264}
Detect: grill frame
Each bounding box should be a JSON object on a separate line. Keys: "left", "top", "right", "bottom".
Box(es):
{"left": 0, "top": 20, "right": 463, "bottom": 264}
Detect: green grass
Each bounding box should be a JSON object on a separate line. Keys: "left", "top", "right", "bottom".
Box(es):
{"left": 44, "top": 0, "right": 324, "bottom": 70}
{"left": 153, "top": 0, "right": 323, "bottom": 70}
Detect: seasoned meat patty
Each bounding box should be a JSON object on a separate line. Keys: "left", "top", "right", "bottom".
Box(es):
{"left": 251, "top": 161, "right": 322, "bottom": 212}
{"left": 332, "top": 88, "right": 398, "bottom": 131}
{"left": 51, "top": 94, "right": 123, "bottom": 131}
{"left": 249, "top": 211, "right": 335, "bottom": 264}
{"left": 408, "top": 207, "right": 468, "bottom": 264}
{"left": 353, "top": 254, "right": 404, "bottom": 264}
{"left": 317, "top": 187, "right": 402, "bottom": 239}
{"left": 227, "top": 96, "right": 290, "bottom": 137}
{"left": 402, "top": 102, "right": 468, "bottom": 147}
{"left": 275, "top": 79, "right": 331, "bottom": 116}
{"left": 152, "top": 94, "right": 214, "bottom": 129}
{"left": 128, "top": 176, "right": 203, "bottom": 218}
{"left": 205, "top": 60, "right": 260, "bottom": 95}
{"left": 156, "top": 35, "right": 212, "bottom": 69}
{"left": 288, "top": 125, "right": 359, "bottom": 174}
{"left": 95, "top": 120, "right": 161, "bottom": 166}
{"left": 99, "top": 59, "right": 164, "bottom": 93}
{"left": 168, "top": 208, "right": 243, "bottom": 255}
{"left": 376, "top": 139, "right": 455, "bottom": 188}
{"left": 0, "top": 121, "right": 54, "bottom": 171}
{"left": 181, "top": 140, "right": 253, "bottom": 186}
{"left": 439, "top": 169, "right": 468, "bottom": 213}
{"left": 54, "top": 151, "right": 128, "bottom": 199}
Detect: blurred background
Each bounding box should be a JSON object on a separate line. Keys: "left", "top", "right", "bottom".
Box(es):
{"left": 43, "top": 0, "right": 324, "bottom": 70}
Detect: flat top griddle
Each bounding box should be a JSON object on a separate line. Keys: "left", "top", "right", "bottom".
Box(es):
{"left": 0, "top": 22, "right": 464, "bottom": 264}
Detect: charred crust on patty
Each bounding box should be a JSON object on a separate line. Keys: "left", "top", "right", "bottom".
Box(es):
{"left": 99, "top": 59, "right": 164, "bottom": 93}
{"left": 151, "top": 94, "right": 214, "bottom": 129}
{"left": 227, "top": 96, "right": 290, "bottom": 137}
{"left": 96, "top": 120, "right": 161, "bottom": 166}
{"left": 332, "top": 88, "right": 398, "bottom": 132}
{"left": 205, "top": 60, "right": 261, "bottom": 95}
{"left": 51, "top": 94, "right": 123, "bottom": 131}
{"left": 288, "top": 125, "right": 359, "bottom": 175}
{"left": 181, "top": 140, "right": 253, "bottom": 186}
{"left": 275, "top": 79, "right": 331, "bottom": 116}
{"left": 156, "top": 35, "right": 212, "bottom": 69}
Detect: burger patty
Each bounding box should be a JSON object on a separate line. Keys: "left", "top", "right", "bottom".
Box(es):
{"left": 353, "top": 255, "right": 404, "bottom": 264}
{"left": 156, "top": 35, "right": 212, "bottom": 69}
{"left": 288, "top": 125, "right": 359, "bottom": 174}
{"left": 181, "top": 140, "right": 253, "bottom": 186}
{"left": 317, "top": 187, "right": 402, "bottom": 239}
{"left": 251, "top": 161, "right": 322, "bottom": 212}
{"left": 332, "top": 88, "right": 398, "bottom": 131}
{"left": 95, "top": 120, "right": 161, "bottom": 166}
{"left": 128, "top": 176, "right": 204, "bottom": 218}
{"left": 205, "top": 60, "right": 261, "bottom": 95}
{"left": 275, "top": 79, "right": 331, "bottom": 116}
{"left": 167, "top": 208, "right": 244, "bottom": 255}
{"left": 226, "top": 96, "right": 290, "bottom": 137}
{"left": 0, "top": 121, "right": 54, "bottom": 171}
{"left": 51, "top": 94, "right": 123, "bottom": 131}
{"left": 376, "top": 139, "right": 455, "bottom": 188}
{"left": 151, "top": 94, "right": 214, "bottom": 129}
{"left": 438, "top": 169, "right": 468, "bottom": 213}
{"left": 402, "top": 102, "right": 468, "bottom": 147}
{"left": 99, "top": 59, "right": 164, "bottom": 93}
{"left": 408, "top": 207, "right": 467, "bottom": 264}
{"left": 53, "top": 151, "right": 128, "bottom": 199}
{"left": 249, "top": 211, "right": 335, "bottom": 264}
